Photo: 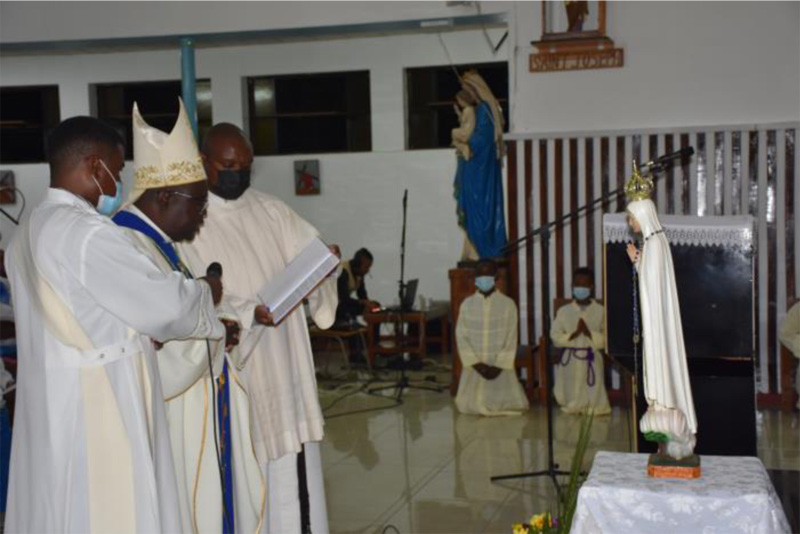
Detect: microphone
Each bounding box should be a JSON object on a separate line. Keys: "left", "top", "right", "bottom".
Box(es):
{"left": 206, "top": 262, "right": 223, "bottom": 279}
{"left": 641, "top": 147, "right": 695, "bottom": 172}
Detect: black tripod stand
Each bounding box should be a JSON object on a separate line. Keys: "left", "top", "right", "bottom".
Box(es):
{"left": 490, "top": 148, "right": 694, "bottom": 493}
{"left": 490, "top": 223, "right": 569, "bottom": 493}
{"left": 369, "top": 189, "right": 444, "bottom": 402}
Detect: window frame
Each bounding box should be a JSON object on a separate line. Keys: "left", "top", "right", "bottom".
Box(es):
{"left": 246, "top": 70, "right": 372, "bottom": 157}
{"left": 91, "top": 79, "right": 213, "bottom": 160}
{"left": 404, "top": 61, "right": 509, "bottom": 151}
{"left": 0, "top": 84, "right": 61, "bottom": 164}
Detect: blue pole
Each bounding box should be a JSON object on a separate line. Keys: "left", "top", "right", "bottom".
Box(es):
{"left": 180, "top": 37, "right": 198, "bottom": 140}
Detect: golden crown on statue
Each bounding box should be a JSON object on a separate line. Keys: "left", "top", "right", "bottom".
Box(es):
{"left": 625, "top": 160, "right": 655, "bottom": 201}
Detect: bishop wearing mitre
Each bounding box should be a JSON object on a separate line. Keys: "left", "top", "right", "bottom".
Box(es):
{"left": 113, "top": 100, "right": 265, "bottom": 533}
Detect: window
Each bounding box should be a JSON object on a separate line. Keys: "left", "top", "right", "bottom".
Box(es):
{"left": 94, "top": 80, "right": 212, "bottom": 160}
{"left": 0, "top": 85, "right": 60, "bottom": 164}
{"left": 406, "top": 62, "right": 509, "bottom": 150}
{"left": 247, "top": 71, "right": 371, "bottom": 156}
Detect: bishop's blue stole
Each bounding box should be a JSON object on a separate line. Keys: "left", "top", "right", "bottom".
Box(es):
{"left": 113, "top": 210, "right": 235, "bottom": 534}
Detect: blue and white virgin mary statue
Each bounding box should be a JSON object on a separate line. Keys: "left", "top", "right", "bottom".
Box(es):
{"left": 452, "top": 70, "right": 507, "bottom": 261}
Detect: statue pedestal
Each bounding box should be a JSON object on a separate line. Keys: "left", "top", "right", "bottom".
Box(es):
{"left": 448, "top": 259, "right": 510, "bottom": 395}
{"left": 647, "top": 453, "right": 702, "bottom": 479}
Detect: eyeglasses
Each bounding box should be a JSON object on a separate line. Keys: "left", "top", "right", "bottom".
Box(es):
{"left": 169, "top": 191, "right": 208, "bottom": 212}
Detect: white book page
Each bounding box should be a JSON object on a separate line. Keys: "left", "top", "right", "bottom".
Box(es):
{"left": 257, "top": 237, "right": 339, "bottom": 323}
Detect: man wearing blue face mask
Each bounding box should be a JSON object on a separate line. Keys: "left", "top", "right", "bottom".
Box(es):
{"left": 551, "top": 267, "right": 610, "bottom": 415}
{"left": 455, "top": 259, "right": 529, "bottom": 416}
{"left": 4, "top": 116, "right": 224, "bottom": 533}
{"left": 92, "top": 157, "right": 123, "bottom": 215}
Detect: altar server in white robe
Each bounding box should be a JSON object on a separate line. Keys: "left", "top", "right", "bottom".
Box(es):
{"left": 113, "top": 101, "right": 265, "bottom": 533}
{"left": 4, "top": 116, "right": 224, "bottom": 533}
{"left": 551, "top": 267, "right": 611, "bottom": 415}
{"left": 779, "top": 301, "right": 800, "bottom": 410}
{"left": 180, "top": 123, "right": 340, "bottom": 534}
{"left": 455, "top": 259, "right": 529, "bottom": 416}
{"left": 626, "top": 167, "right": 698, "bottom": 460}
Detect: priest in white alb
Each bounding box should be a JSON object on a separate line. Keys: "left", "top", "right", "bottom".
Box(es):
{"left": 4, "top": 116, "right": 223, "bottom": 533}
{"left": 455, "top": 259, "right": 529, "bottom": 416}
{"left": 551, "top": 267, "right": 611, "bottom": 415}
{"left": 113, "top": 100, "right": 265, "bottom": 533}
{"left": 179, "top": 123, "right": 340, "bottom": 534}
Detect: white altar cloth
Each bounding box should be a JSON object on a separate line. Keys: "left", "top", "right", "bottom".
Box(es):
{"left": 571, "top": 451, "right": 790, "bottom": 534}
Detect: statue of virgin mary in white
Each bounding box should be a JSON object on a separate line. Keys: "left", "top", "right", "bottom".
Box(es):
{"left": 625, "top": 166, "right": 698, "bottom": 460}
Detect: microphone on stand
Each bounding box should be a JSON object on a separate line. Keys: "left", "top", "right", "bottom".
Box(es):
{"left": 640, "top": 147, "right": 695, "bottom": 173}
{"left": 206, "top": 262, "right": 223, "bottom": 279}
{"left": 401, "top": 189, "right": 408, "bottom": 362}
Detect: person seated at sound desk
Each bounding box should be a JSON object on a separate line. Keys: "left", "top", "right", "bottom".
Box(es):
{"left": 336, "top": 248, "right": 379, "bottom": 327}
{"left": 334, "top": 248, "right": 379, "bottom": 365}
{"left": 455, "top": 259, "right": 529, "bottom": 416}
{"left": 551, "top": 267, "right": 611, "bottom": 416}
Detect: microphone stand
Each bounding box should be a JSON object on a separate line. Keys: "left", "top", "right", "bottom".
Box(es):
{"left": 490, "top": 153, "right": 690, "bottom": 495}
{"left": 370, "top": 189, "right": 443, "bottom": 402}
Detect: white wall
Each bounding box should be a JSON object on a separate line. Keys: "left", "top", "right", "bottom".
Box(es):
{"left": 0, "top": 28, "right": 510, "bottom": 305}
{"left": 508, "top": 1, "right": 800, "bottom": 133}
{"left": 0, "top": 1, "right": 510, "bottom": 44}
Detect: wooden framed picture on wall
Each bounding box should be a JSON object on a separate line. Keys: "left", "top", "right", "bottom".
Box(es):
{"left": 542, "top": 0, "right": 606, "bottom": 41}
{"left": 532, "top": 0, "right": 606, "bottom": 44}
{"left": 542, "top": 1, "right": 607, "bottom": 41}
{"left": 295, "top": 160, "right": 321, "bottom": 196}
{"left": 530, "top": 0, "right": 623, "bottom": 72}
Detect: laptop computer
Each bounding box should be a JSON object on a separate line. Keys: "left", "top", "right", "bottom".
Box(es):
{"left": 380, "top": 278, "right": 419, "bottom": 313}
{"left": 400, "top": 279, "right": 418, "bottom": 312}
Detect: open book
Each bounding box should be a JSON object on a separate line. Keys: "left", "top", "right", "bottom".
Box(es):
{"left": 258, "top": 237, "right": 339, "bottom": 324}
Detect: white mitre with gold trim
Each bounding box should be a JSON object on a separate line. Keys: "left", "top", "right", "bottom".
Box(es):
{"left": 130, "top": 97, "right": 205, "bottom": 202}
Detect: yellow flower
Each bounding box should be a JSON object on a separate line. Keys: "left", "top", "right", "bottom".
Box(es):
{"left": 530, "top": 514, "right": 546, "bottom": 530}
{"left": 512, "top": 523, "right": 529, "bottom": 534}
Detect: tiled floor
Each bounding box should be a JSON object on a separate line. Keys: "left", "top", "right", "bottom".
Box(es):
{"left": 319, "top": 377, "right": 799, "bottom": 534}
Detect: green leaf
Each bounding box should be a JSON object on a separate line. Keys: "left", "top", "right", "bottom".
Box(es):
{"left": 561, "top": 413, "right": 594, "bottom": 533}
{"left": 644, "top": 431, "right": 669, "bottom": 443}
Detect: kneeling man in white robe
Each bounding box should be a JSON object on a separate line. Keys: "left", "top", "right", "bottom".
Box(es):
{"left": 5, "top": 116, "right": 224, "bottom": 533}
{"left": 551, "top": 267, "right": 610, "bottom": 415}
{"left": 455, "top": 259, "right": 529, "bottom": 416}
{"left": 779, "top": 301, "right": 800, "bottom": 409}
{"left": 114, "top": 101, "right": 265, "bottom": 533}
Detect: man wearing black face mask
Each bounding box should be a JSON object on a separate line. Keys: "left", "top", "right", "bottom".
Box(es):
{"left": 180, "top": 123, "right": 340, "bottom": 534}
{"left": 200, "top": 123, "right": 253, "bottom": 201}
